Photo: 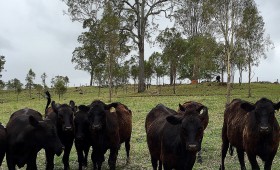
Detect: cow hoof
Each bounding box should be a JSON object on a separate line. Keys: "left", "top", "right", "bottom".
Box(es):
{"left": 197, "top": 156, "right": 202, "bottom": 164}
{"left": 126, "top": 157, "right": 131, "bottom": 165}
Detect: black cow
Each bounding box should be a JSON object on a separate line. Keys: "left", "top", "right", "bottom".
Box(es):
{"left": 145, "top": 104, "right": 208, "bottom": 170}
{"left": 177, "top": 101, "right": 209, "bottom": 164}
{"left": 79, "top": 100, "right": 132, "bottom": 170}
{"left": 74, "top": 107, "right": 91, "bottom": 170}
{"left": 6, "top": 108, "right": 64, "bottom": 170}
{"left": 0, "top": 123, "right": 6, "bottom": 166}
{"left": 45, "top": 91, "right": 76, "bottom": 170}
{"left": 220, "top": 98, "right": 280, "bottom": 170}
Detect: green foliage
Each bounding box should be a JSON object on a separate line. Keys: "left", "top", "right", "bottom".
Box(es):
{"left": 51, "top": 76, "right": 68, "bottom": 99}
{"left": 178, "top": 34, "right": 221, "bottom": 80}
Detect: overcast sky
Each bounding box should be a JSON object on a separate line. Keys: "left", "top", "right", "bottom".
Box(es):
{"left": 0, "top": 0, "right": 279, "bottom": 87}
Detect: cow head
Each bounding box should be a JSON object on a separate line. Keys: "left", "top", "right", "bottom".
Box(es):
{"left": 241, "top": 98, "right": 280, "bottom": 134}
{"left": 166, "top": 106, "right": 208, "bottom": 152}
{"left": 29, "top": 116, "right": 64, "bottom": 156}
{"left": 51, "top": 100, "right": 76, "bottom": 132}
{"left": 79, "top": 100, "right": 118, "bottom": 132}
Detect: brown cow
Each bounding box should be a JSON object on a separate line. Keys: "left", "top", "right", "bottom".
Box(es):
{"left": 220, "top": 98, "right": 280, "bottom": 170}
{"left": 146, "top": 103, "right": 208, "bottom": 170}
{"left": 178, "top": 101, "right": 209, "bottom": 163}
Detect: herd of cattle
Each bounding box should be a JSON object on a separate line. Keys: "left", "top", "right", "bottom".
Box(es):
{"left": 0, "top": 91, "right": 279, "bottom": 170}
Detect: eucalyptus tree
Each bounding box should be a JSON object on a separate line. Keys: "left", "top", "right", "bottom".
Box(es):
{"left": 148, "top": 52, "right": 167, "bottom": 85}
{"left": 41, "top": 72, "right": 48, "bottom": 89}
{"left": 237, "top": 0, "right": 273, "bottom": 97}
{"left": 25, "top": 69, "right": 36, "bottom": 98}
{"left": 51, "top": 76, "right": 68, "bottom": 100}
{"left": 113, "top": 0, "right": 174, "bottom": 92}
{"left": 100, "top": 1, "right": 127, "bottom": 102}
{"left": 207, "top": 0, "right": 246, "bottom": 104}
{"left": 62, "top": 0, "right": 173, "bottom": 93}
{"left": 156, "top": 28, "right": 186, "bottom": 89}
{"left": 72, "top": 19, "right": 106, "bottom": 86}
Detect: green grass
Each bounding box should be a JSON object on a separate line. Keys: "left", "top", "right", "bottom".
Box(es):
{"left": 1, "top": 83, "right": 280, "bottom": 169}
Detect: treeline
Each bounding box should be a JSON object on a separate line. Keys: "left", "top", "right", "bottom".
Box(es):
{"left": 64, "top": 0, "right": 272, "bottom": 103}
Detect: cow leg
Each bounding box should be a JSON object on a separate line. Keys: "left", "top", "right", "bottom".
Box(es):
{"left": 220, "top": 126, "right": 229, "bottom": 170}
{"left": 264, "top": 151, "right": 276, "bottom": 170}
{"left": 247, "top": 153, "right": 260, "bottom": 170}
{"left": 151, "top": 156, "right": 158, "bottom": 170}
{"left": 91, "top": 149, "right": 104, "bottom": 170}
{"left": 26, "top": 153, "right": 38, "bottom": 170}
{"left": 83, "top": 144, "right": 90, "bottom": 167}
{"left": 163, "top": 163, "right": 172, "bottom": 170}
{"left": 158, "top": 160, "right": 162, "bottom": 170}
{"left": 75, "top": 142, "right": 84, "bottom": 170}
{"left": 6, "top": 153, "right": 16, "bottom": 170}
{"left": 108, "top": 148, "right": 118, "bottom": 170}
{"left": 45, "top": 151, "right": 55, "bottom": 170}
{"left": 236, "top": 148, "right": 246, "bottom": 170}
{"left": 125, "top": 139, "right": 131, "bottom": 164}
{"left": 63, "top": 142, "right": 73, "bottom": 170}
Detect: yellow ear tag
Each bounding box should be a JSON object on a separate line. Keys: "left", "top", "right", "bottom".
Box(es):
{"left": 110, "top": 107, "right": 116, "bottom": 113}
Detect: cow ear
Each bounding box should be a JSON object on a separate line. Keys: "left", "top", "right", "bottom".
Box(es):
{"left": 166, "top": 115, "right": 182, "bottom": 125}
{"left": 179, "top": 104, "right": 186, "bottom": 112}
{"left": 51, "top": 101, "right": 59, "bottom": 113}
{"left": 274, "top": 102, "right": 280, "bottom": 111}
{"left": 107, "top": 102, "right": 119, "bottom": 109}
{"left": 78, "top": 105, "right": 90, "bottom": 112}
{"left": 69, "top": 100, "right": 77, "bottom": 112}
{"left": 198, "top": 106, "right": 209, "bottom": 129}
{"left": 240, "top": 102, "right": 255, "bottom": 112}
{"left": 29, "top": 116, "right": 39, "bottom": 127}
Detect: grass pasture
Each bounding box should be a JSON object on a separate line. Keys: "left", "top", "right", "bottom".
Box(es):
{"left": 1, "top": 82, "right": 280, "bottom": 169}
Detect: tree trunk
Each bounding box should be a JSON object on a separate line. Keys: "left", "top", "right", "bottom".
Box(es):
{"left": 108, "top": 55, "right": 113, "bottom": 102}
{"left": 248, "top": 55, "right": 252, "bottom": 98}
{"left": 173, "top": 75, "right": 176, "bottom": 94}
{"left": 98, "top": 86, "right": 101, "bottom": 97}
{"left": 226, "top": 52, "right": 231, "bottom": 105}
{"left": 138, "top": 40, "right": 145, "bottom": 93}
{"left": 169, "top": 63, "right": 173, "bottom": 85}
{"left": 90, "top": 69, "right": 94, "bottom": 86}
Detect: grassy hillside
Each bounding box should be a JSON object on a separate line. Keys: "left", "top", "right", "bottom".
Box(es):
{"left": 1, "top": 82, "right": 280, "bottom": 169}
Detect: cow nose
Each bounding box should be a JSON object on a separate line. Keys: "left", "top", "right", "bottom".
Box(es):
{"left": 64, "top": 126, "right": 72, "bottom": 131}
{"left": 92, "top": 124, "right": 101, "bottom": 130}
{"left": 187, "top": 144, "right": 198, "bottom": 151}
{"left": 260, "top": 126, "right": 270, "bottom": 133}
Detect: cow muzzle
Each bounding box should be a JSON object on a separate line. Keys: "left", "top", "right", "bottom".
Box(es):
{"left": 64, "top": 126, "right": 73, "bottom": 132}
{"left": 186, "top": 144, "right": 199, "bottom": 152}
{"left": 259, "top": 126, "right": 271, "bottom": 133}
{"left": 92, "top": 124, "right": 102, "bottom": 130}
